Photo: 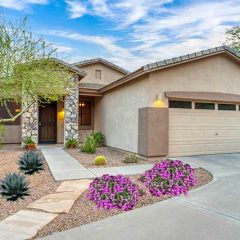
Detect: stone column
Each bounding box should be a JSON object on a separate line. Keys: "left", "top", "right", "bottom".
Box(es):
{"left": 64, "top": 75, "right": 79, "bottom": 142}
{"left": 21, "top": 97, "right": 38, "bottom": 145}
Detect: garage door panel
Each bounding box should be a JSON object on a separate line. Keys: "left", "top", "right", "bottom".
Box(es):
{"left": 169, "top": 109, "right": 240, "bottom": 156}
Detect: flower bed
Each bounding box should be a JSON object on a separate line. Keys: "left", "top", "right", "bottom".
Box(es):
{"left": 139, "top": 159, "right": 196, "bottom": 196}
{"left": 88, "top": 174, "right": 141, "bottom": 211}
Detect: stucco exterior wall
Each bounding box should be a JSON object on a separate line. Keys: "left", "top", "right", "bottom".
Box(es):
{"left": 79, "top": 63, "right": 126, "bottom": 85}
{"left": 94, "top": 75, "right": 150, "bottom": 152}
{"left": 2, "top": 126, "right": 21, "bottom": 143}
{"left": 148, "top": 54, "right": 240, "bottom": 104}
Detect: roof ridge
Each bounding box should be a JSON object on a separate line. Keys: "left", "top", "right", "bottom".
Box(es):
{"left": 73, "top": 57, "right": 130, "bottom": 75}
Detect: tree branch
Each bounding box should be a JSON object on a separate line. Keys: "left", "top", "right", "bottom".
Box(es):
{"left": 0, "top": 100, "right": 35, "bottom": 123}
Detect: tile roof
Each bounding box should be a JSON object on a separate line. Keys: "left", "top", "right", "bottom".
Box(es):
{"left": 51, "top": 58, "right": 87, "bottom": 76}
{"left": 143, "top": 46, "right": 240, "bottom": 71}
{"left": 74, "top": 57, "right": 130, "bottom": 75}
{"left": 79, "top": 82, "right": 106, "bottom": 90}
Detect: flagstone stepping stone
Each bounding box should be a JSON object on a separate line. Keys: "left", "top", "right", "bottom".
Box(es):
{"left": 28, "top": 192, "right": 81, "bottom": 213}
{"left": 56, "top": 179, "right": 92, "bottom": 193}
{"left": 0, "top": 210, "right": 57, "bottom": 240}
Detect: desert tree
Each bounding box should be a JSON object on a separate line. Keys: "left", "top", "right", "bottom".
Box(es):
{"left": 226, "top": 26, "right": 240, "bottom": 52}
{"left": 0, "top": 17, "right": 75, "bottom": 125}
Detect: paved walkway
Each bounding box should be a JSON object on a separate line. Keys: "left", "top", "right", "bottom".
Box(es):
{"left": 0, "top": 179, "right": 91, "bottom": 240}
{"left": 41, "top": 147, "right": 95, "bottom": 181}
{"left": 89, "top": 164, "right": 153, "bottom": 177}
{"left": 40, "top": 153, "right": 240, "bottom": 240}
{"left": 41, "top": 146, "right": 154, "bottom": 181}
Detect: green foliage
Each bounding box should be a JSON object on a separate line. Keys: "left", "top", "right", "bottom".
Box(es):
{"left": 65, "top": 138, "right": 79, "bottom": 149}
{"left": 94, "top": 155, "right": 106, "bottom": 165}
{"left": 18, "top": 151, "right": 44, "bottom": 175}
{"left": 89, "top": 132, "right": 104, "bottom": 146}
{"left": 0, "top": 173, "right": 30, "bottom": 201}
{"left": 23, "top": 136, "right": 35, "bottom": 145}
{"left": 123, "top": 153, "right": 139, "bottom": 164}
{"left": 0, "top": 17, "right": 75, "bottom": 124}
{"left": 81, "top": 135, "right": 97, "bottom": 154}
{"left": 0, "top": 124, "right": 6, "bottom": 147}
{"left": 226, "top": 26, "right": 240, "bottom": 52}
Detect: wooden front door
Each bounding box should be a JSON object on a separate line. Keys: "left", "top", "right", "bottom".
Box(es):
{"left": 39, "top": 102, "right": 57, "bottom": 143}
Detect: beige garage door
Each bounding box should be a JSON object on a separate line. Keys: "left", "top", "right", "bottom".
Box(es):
{"left": 169, "top": 109, "right": 240, "bottom": 156}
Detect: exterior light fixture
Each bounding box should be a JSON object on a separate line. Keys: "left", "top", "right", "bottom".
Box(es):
{"left": 79, "top": 102, "right": 85, "bottom": 107}
{"left": 153, "top": 94, "right": 166, "bottom": 108}
{"left": 15, "top": 109, "right": 21, "bottom": 113}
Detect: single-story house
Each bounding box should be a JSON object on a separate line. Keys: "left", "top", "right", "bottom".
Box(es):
{"left": 2, "top": 46, "right": 240, "bottom": 157}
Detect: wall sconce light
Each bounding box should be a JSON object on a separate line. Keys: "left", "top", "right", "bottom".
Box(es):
{"left": 79, "top": 102, "right": 85, "bottom": 107}
{"left": 153, "top": 94, "right": 166, "bottom": 108}
{"left": 15, "top": 108, "right": 21, "bottom": 113}
{"left": 58, "top": 108, "right": 65, "bottom": 119}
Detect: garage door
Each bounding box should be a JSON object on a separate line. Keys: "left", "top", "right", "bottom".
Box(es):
{"left": 169, "top": 108, "right": 240, "bottom": 156}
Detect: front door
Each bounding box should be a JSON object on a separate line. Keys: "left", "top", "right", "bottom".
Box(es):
{"left": 39, "top": 102, "right": 57, "bottom": 143}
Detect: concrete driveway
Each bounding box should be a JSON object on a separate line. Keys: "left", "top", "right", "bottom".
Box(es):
{"left": 40, "top": 153, "right": 240, "bottom": 240}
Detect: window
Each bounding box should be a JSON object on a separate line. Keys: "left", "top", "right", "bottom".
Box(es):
{"left": 95, "top": 70, "right": 101, "bottom": 79}
{"left": 79, "top": 99, "right": 93, "bottom": 129}
{"left": 169, "top": 100, "right": 192, "bottom": 109}
{"left": 218, "top": 103, "right": 236, "bottom": 111}
{"left": 195, "top": 102, "right": 215, "bottom": 110}
{"left": 0, "top": 102, "right": 21, "bottom": 125}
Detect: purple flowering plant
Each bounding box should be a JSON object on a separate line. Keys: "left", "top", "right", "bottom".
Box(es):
{"left": 139, "top": 159, "right": 196, "bottom": 197}
{"left": 87, "top": 174, "right": 140, "bottom": 211}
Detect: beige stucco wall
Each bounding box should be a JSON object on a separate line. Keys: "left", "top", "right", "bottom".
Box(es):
{"left": 3, "top": 126, "right": 21, "bottom": 143}
{"left": 94, "top": 53, "right": 240, "bottom": 154}
{"left": 94, "top": 75, "right": 150, "bottom": 152}
{"left": 149, "top": 54, "right": 240, "bottom": 104}
{"left": 79, "top": 63, "right": 126, "bottom": 85}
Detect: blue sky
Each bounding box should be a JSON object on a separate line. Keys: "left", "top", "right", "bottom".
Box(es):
{"left": 0, "top": 0, "right": 240, "bottom": 71}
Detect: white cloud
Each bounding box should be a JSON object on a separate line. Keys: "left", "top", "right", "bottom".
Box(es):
{"left": 46, "top": 30, "right": 133, "bottom": 58}
{"left": 65, "top": 0, "right": 172, "bottom": 26}
{"left": 0, "top": 0, "right": 48, "bottom": 10}
{"left": 65, "top": 0, "right": 87, "bottom": 18}
{"left": 59, "top": 0, "right": 240, "bottom": 70}
{"left": 52, "top": 44, "right": 74, "bottom": 53}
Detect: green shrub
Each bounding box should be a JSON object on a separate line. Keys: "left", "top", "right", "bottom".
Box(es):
{"left": 94, "top": 155, "right": 106, "bottom": 165}
{"left": 123, "top": 153, "right": 138, "bottom": 163}
{"left": 65, "top": 138, "right": 79, "bottom": 149}
{"left": 90, "top": 132, "right": 104, "bottom": 146}
{"left": 0, "top": 173, "right": 30, "bottom": 201}
{"left": 18, "top": 151, "right": 44, "bottom": 175}
{"left": 23, "top": 136, "right": 35, "bottom": 145}
{"left": 81, "top": 135, "right": 97, "bottom": 154}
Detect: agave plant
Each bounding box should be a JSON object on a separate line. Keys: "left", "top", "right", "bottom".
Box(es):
{"left": 0, "top": 173, "right": 30, "bottom": 201}
{"left": 18, "top": 151, "right": 44, "bottom": 175}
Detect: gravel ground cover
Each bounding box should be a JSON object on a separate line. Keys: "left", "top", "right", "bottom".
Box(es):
{"left": 0, "top": 145, "right": 59, "bottom": 221}
{"left": 66, "top": 146, "right": 159, "bottom": 168}
{"left": 33, "top": 168, "right": 213, "bottom": 239}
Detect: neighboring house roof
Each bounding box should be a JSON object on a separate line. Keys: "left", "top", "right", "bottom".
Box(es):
{"left": 51, "top": 58, "right": 87, "bottom": 77}
{"left": 74, "top": 57, "right": 130, "bottom": 75}
{"left": 100, "top": 46, "right": 240, "bottom": 93}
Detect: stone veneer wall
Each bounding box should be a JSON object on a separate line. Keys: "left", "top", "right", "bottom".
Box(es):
{"left": 64, "top": 75, "right": 79, "bottom": 142}
{"left": 21, "top": 98, "right": 38, "bottom": 144}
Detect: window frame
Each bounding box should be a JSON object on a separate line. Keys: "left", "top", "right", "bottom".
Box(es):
{"left": 78, "top": 97, "right": 94, "bottom": 130}
{"left": 169, "top": 100, "right": 192, "bottom": 109}
{"left": 195, "top": 102, "right": 215, "bottom": 110}
{"left": 218, "top": 103, "right": 236, "bottom": 111}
